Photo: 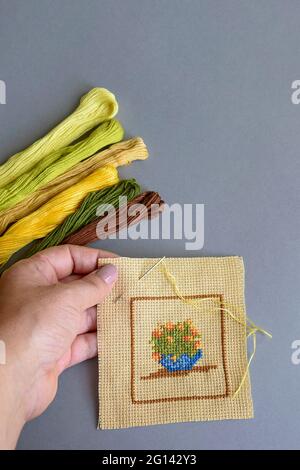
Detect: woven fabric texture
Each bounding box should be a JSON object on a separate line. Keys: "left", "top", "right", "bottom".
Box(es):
{"left": 97, "top": 256, "right": 253, "bottom": 429}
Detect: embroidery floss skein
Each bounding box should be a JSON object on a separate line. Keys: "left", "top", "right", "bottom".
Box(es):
{"left": 63, "top": 191, "right": 164, "bottom": 245}
{"left": 0, "top": 166, "right": 119, "bottom": 265}
{"left": 0, "top": 120, "right": 124, "bottom": 212}
{"left": 0, "top": 88, "right": 118, "bottom": 188}
{"left": 26, "top": 179, "right": 142, "bottom": 256}
{"left": 0, "top": 138, "right": 148, "bottom": 235}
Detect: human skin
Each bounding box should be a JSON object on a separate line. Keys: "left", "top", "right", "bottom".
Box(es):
{"left": 0, "top": 244, "right": 118, "bottom": 449}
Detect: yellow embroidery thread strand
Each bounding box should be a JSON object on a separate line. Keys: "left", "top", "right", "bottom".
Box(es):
{"left": 139, "top": 258, "right": 272, "bottom": 338}
{"left": 0, "top": 119, "right": 124, "bottom": 213}
{"left": 0, "top": 166, "right": 119, "bottom": 265}
{"left": 0, "top": 137, "right": 148, "bottom": 235}
{"left": 161, "top": 262, "right": 271, "bottom": 338}
{"left": 214, "top": 298, "right": 272, "bottom": 339}
{"left": 159, "top": 261, "right": 271, "bottom": 396}
{"left": 234, "top": 330, "right": 257, "bottom": 396}
{"left": 0, "top": 88, "right": 118, "bottom": 189}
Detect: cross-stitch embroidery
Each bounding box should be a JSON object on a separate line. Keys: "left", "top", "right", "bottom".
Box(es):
{"left": 98, "top": 257, "right": 255, "bottom": 429}
{"left": 150, "top": 320, "right": 203, "bottom": 372}
{"left": 131, "top": 294, "right": 229, "bottom": 398}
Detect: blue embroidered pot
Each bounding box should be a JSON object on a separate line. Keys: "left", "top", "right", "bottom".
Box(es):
{"left": 159, "top": 349, "right": 203, "bottom": 372}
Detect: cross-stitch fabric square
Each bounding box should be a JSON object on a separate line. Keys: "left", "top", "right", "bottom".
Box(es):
{"left": 97, "top": 256, "right": 253, "bottom": 429}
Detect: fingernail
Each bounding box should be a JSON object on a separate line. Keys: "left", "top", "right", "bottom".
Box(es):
{"left": 97, "top": 264, "right": 118, "bottom": 285}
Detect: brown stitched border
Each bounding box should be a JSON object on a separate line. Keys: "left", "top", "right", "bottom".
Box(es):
{"left": 141, "top": 364, "right": 218, "bottom": 380}
{"left": 130, "top": 294, "right": 230, "bottom": 405}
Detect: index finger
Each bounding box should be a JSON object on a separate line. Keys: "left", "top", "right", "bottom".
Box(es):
{"left": 18, "top": 244, "right": 118, "bottom": 283}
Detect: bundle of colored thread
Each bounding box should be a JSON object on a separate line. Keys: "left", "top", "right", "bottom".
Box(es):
{"left": 26, "top": 179, "right": 141, "bottom": 256}
{"left": 0, "top": 166, "right": 119, "bottom": 265}
{"left": 63, "top": 191, "right": 164, "bottom": 246}
{"left": 0, "top": 138, "right": 148, "bottom": 235}
{"left": 0, "top": 119, "right": 124, "bottom": 212}
{"left": 0, "top": 87, "right": 163, "bottom": 265}
{"left": 0, "top": 88, "right": 118, "bottom": 188}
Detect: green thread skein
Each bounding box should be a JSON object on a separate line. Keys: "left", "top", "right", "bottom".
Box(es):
{"left": 26, "top": 179, "right": 141, "bottom": 256}
{"left": 0, "top": 119, "right": 124, "bottom": 212}
{"left": 0, "top": 88, "right": 118, "bottom": 188}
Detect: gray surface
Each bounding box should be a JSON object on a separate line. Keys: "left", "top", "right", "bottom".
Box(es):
{"left": 0, "top": 0, "right": 299, "bottom": 450}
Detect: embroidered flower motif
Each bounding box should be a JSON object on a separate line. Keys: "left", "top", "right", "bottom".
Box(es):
{"left": 183, "top": 335, "right": 192, "bottom": 342}
{"left": 152, "top": 352, "right": 161, "bottom": 362}
{"left": 165, "top": 322, "right": 175, "bottom": 331}
{"left": 150, "top": 320, "right": 203, "bottom": 372}
{"left": 152, "top": 328, "right": 162, "bottom": 338}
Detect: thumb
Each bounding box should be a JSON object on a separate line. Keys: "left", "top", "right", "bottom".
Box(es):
{"left": 61, "top": 263, "right": 118, "bottom": 310}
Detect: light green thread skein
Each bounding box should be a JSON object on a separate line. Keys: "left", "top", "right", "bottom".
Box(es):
{"left": 0, "top": 88, "right": 118, "bottom": 189}
{"left": 0, "top": 119, "right": 124, "bottom": 212}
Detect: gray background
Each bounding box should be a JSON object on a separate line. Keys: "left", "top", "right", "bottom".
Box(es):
{"left": 0, "top": 0, "right": 299, "bottom": 450}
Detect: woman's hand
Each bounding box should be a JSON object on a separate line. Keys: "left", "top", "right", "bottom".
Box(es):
{"left": 0, "top": 244, "right": 118, "bottom": 449}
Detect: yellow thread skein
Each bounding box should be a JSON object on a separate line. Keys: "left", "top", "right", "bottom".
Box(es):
{"left": 0, "top": 166, "right": 119, "bottom": 265}
{"left": 0, "top": 138, "right": 148, "bottom": 235}
{"left": 0, "top": 88, "right": 118, "bottom": 188}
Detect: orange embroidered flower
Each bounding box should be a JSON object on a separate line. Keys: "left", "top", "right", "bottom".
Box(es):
{"left": 178, "top": 323, "right": 184, "bottom": 331}
{"left": 195, "top": 341, "right": 202, "bottom": 349}
{"left": 167, "top": 336, "right": 174, "bottom": 343}
{"left": 152, "top": 352, "right": 161, "bottom": 362}
{"left": 190, "top": 327, "right": 199, "bottom": 336}
{"left": 183, "top": 335, "right": 192, "bottom": 342}
{"left": 165, "top": 322, "right": 175, "bottom": 331}
{"left": 152, "top": 329, "right": 162, "bottom": 338}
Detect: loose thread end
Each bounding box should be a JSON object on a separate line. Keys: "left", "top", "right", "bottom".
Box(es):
{"left": 159, "top": 259, "right": 271, "bottom": 397}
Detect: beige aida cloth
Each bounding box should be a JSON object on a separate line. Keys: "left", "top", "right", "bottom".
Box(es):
{"left": 97, "top": 256, "right": 253, "bottom": 429}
